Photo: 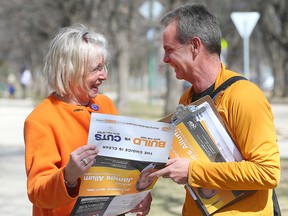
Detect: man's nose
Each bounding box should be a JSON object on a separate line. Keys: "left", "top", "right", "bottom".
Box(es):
{"left": 163, "top": 54, "right": 170, "bottom": 63}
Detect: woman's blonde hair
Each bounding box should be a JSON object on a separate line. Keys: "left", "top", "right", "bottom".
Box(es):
{"left": 43, "top": 24, "right": 109, "bottom": 96}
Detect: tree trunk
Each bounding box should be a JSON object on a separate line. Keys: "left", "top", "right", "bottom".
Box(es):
{"left": 259, "top": 0, "right": 288, "bottom": 97}
{"left": 272, "top": 47, "right": 286, "bottom": 97}
{"left": 116, "top": 31, "right": 130, "bottom": 112}
{"left": 164, "top": 65, "right": 183, "bottom": 116}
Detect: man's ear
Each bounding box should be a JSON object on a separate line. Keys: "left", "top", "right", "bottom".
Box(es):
{"left": 190, "top": 37, "right": 201, "bottom": 53}
{"left": 189, "top": 37, "right": 201, "bottom": 59}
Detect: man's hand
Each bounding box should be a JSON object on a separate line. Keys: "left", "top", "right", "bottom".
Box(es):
{"left": 129, "top": 192, "right": 152, "bottom": 216}
{"left": 148, "top": 158, "right": 190, "bottom": 184}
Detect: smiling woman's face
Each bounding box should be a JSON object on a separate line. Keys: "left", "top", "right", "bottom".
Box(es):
{"left": 73, "top": 54, "right": 107, "bottom": 105}
{"left": 85, "top": 55, "right": 107, "bottom": 97}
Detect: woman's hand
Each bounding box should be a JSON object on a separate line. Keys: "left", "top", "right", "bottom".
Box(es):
{"left": 64, "top": 145, "right": 99, "bottom": 186}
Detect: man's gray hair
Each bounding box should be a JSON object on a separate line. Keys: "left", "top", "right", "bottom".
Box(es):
{"left": 160, "top": 3, "right": 222, "bottom": 56}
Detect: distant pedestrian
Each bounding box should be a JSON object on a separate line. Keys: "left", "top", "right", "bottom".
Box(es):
{"left": 8, "top": 85, "right": 15, "bottom": 98}
{"left": 7, "top": 73, "right": 16, "bottom": 98}
{"left": 20, "top": 65, "right": 32, "bottom": 98}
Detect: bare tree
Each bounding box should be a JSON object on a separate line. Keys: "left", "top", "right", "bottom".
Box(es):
{"left": 104, "top": 0, "right": 134, "bottom": 111}
{"left": 258, "top": 0, "right": 288, "bottom": 97}
{"left": 1, "top": 0, "right": 287, "bottom": 105}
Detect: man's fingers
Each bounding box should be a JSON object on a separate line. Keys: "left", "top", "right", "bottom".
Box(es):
{"left": 148, "top": 167, "right": 168, "bottom": 179}
{"left": 148, "top": 158, "right": 178, "bottom": 179}
{"left": 166, "top": 158, "right": 177, "bottom": 165}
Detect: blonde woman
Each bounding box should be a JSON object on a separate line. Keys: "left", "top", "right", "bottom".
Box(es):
{"left": 24, "top": 24, "right": 151, "bottom": 216}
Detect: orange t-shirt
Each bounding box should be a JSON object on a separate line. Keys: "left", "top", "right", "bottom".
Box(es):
{"left": 180, "top": 65, "right": 280, "bottom": 215}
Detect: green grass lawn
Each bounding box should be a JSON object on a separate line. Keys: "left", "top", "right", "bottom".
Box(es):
{"left": 121, "top": 100, "right": 288, "bottom": 215}
{"left": 119, "top": 100, "right": 164, "bottom": 121}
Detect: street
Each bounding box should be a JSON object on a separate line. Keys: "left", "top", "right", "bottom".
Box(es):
{"left": 0, "top": 99, "right": 33, "bottom": 215}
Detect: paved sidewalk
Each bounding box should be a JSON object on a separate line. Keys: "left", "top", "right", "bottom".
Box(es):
{"left": 270, "top": 103, "right": 288, "bottom": 159}
{"left": 0, "top": 98, "right": 287, "bottom": 216}
{"left": 0, "top": 98, "right": 33, "bottom": 215}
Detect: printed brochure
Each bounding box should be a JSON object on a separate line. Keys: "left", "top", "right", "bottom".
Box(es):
{"left": 71, "top": 113, "right": 176, "bottom": 216}
{"left": 161, "top": 96, "right": 254, "bottom": 215}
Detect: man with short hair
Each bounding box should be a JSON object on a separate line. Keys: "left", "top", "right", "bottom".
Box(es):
{"left": 149, "top": 3, "right": 280, "bottom": 215}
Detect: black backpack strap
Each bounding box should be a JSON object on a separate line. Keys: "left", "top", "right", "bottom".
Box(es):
{"left": 211, "top": 76, "right": 248, "bottom": 101}
{"left": 273, "top": 189, "right": 282, "bottom": 215}
{"left": 211, "top": 76, "right": 282, "bottom": 215}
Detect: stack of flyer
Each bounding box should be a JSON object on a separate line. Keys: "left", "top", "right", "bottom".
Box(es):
{"left": 162, "top": 96, "right": 254, "bottom": 216}
{"left": 71, "top": 113, "right": 176, "bottom": 216}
